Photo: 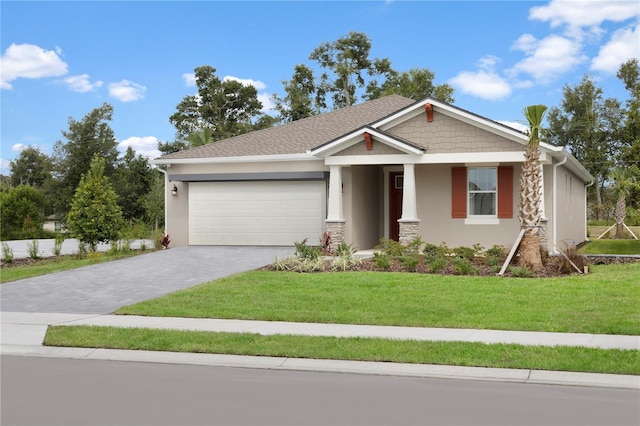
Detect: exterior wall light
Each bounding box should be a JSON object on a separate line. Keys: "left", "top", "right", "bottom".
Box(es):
{"left": 172, "top": 184, "right": 178, "bottom": 196}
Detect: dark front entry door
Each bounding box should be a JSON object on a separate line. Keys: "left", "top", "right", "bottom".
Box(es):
{"left": 389, "top": 172, "right": 403, "bottom": 241}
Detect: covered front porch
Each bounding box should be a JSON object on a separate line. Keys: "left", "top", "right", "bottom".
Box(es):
{"left": 325, "top": 163, "right": 421, "bottom": 251}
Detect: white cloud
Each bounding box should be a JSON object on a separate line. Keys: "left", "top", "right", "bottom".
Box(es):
{"left": 223, "top": 75, "right": 267, "bottom": 91}
{"left": 63, "top": 74, "right": 104, "bottom": 92}
{"left": 0, "top": 158, "right": 11, "bottom": 175}
{"left": 117, "top": 136, "right": 161, "bottom": 160}
{"left": 530, "top": 0, "right": 639, "bottom": 29}
{"left": 11, "top": 143, "right": 25, "bottom": 152}
{"left": 108, "top": 80, "right": 146, "bottom": 102}
{"left": 509, "top": 34, "right": 587, "bottom": 82}
{"left": 591, "top": 24, "right": 640, "bottom": 73}
{"left": 448, "top": 70, "right": 512, "bottom": 100}
{"left": 182, "top": 72, "right": 196, "bottom": 87}
{"left": 257, "top": 92, "right": 275, "bottom": 113}
{"left": 0, "top": 43, "right": 68, "bottom": 89}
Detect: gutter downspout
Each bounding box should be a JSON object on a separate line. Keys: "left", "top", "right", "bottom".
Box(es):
{"left": 584, "top": 179, "right": 595, "bottom": 242}
{"left": 156, "top": 165, "right": 169, "bottom": 237}
{"left": 552, "top": 157, "right": 567, "bottom": 255}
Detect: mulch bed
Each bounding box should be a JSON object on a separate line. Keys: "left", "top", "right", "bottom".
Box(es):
{"left": 262, "top": 254, "right": 639, "bottom": 278}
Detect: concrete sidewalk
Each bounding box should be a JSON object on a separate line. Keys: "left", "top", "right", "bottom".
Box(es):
{"left": 2, "top": 312, "right": 639, "bottom": 390}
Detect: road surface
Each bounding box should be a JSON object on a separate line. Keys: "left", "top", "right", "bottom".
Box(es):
{"left": 2, "top": 356, "right": 638, "bottom": 425}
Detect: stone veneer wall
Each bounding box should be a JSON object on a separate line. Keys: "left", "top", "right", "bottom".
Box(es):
{"left": 325, "top": 221, "right": 346, "bottom": 252}
{"left": 399, "top": 221, "right": 421, "bottom": 245}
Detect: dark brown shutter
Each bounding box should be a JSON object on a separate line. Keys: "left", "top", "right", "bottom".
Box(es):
{"left": 451, "top": 167, "right": 467, "bottom": 218}
{"left": 497, "top": 166, "right": 513, "bottom": 219}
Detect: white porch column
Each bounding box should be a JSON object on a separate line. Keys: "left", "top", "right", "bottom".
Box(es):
{"left": 327, "top": 165, "right": 344, "bottom": 221}
{"left": 400, "top": 163, "right": 418, "bottom": 221}
{"left": 326, "top": 165, "right": 345, "bottom": 251}
{"left": 539, "top": 163, "right": 546, "bottom": 219}
{"left": 398, "top": 163, "right": 420, "bottom": 245}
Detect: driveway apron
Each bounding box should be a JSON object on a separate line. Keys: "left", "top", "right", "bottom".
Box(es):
{"left": 1, "top": 246, "right": 293, "bottom": 314}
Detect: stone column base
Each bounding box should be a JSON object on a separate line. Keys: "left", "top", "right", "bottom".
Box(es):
{"left": 325, "top": 221, "right": 346, "bottom": 253}
{"left": 398, "top": 220, "right": 421, "bottom": 245}
{"left": 538, "top": 218, "right": 549, "bottom": 253}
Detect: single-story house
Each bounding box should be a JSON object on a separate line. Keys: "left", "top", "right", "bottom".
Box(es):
{"left": 153, "top": 95, "right": 593, "bottom": 253}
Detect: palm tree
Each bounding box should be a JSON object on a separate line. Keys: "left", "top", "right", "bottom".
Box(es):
{"left": 518, "top": 105, "right": 547, "bottom": 271}
{"left": 609, "top": 166, "right": 639, "bottom": 239}
{"left": 187, "top": 128, "right": 214, "bottom": 147}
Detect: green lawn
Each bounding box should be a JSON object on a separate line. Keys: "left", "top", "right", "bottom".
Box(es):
{"left": 0, "top": 250, "right": 151, "bottom": 283}
{"left": 117, "top": 263, "right": 640, "bottom": 335}
{"left": 44, "top": 326, "right": 640, "bottom": 375}
{"left": 579, "top": 239, "right": 640, "bottom": 255}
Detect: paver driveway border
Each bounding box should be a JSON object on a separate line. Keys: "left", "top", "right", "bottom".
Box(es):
{"left": 1, "top": 246, "right": 294, "bottom": 314}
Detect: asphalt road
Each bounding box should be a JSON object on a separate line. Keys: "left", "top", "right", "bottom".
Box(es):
{"left": 2, "top": 356, "right": 638, "bottom": 426}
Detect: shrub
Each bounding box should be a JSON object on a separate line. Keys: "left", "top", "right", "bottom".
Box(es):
{"left": 294, "top": 238, "right": 321, "bottom": 260}
{"left": 426, "top": 255, "right": 447, "bottom": 273}
{"left": 331, "top": 242, "right": 361, "bottom": 271}
{"left": 320, "top": 232, "right": 331, "bottom": 254}
{"left": 53, "top": 234, "right": 65, "bottom": 257}
{"left": 108, "top": 239, "right": 132, "bottom": 255}
{"left": 373, "top": 252, "right": 391, "bottom": 270}
{"left": 452, "top": 257, "right": 476, "bottom": 275}
{"left": 486, "top": 245, "right": 507, "bottom": 259}
{"left": 375, "top": 238, "right": 406, "bottom": 257}
{"left": 510, "top": 265, "right": 535, "bottom": 278}
{"left": 76, "top": 242, "right": 88, "bottom": 259}
{"left": 405, "top": 236, "right": 424, "bottom": 255}
{"left": 2, "top": 242, "right": 14, "bottom": 263}
{"left": 452, "top": 246, "right": 476, "bottom": 260}
{"left": 159, "top": 234, "right": 171, "bottom": 249}
{"left": 557, "top": 245, "right": 588, "bottom": 274}
{"left": 399, "top": 255, "right": 420, "bottom": 272}
{"left": 27, "top": 239, "right": 40, "bottom": 259}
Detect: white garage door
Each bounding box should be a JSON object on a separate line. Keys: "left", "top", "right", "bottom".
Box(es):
{"left": 189, "top": 181, "right": 326, "bottom": 245}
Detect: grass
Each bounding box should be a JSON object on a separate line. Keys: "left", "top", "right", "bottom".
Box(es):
{"left": 579, "top": 239, "right": 640, "bottom": 255}
{"left": 0, "top": 250, "right": 151, "bottom": 283}
{"left": 44, "top": 326, "right": 640, "bottom": 375}
{"left": 117, "top": 263, "right": 640, "bottom": 335}
{"left": 587, "top": 225, "right": 640, "bottom": 240}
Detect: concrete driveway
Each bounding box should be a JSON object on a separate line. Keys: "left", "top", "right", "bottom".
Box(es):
{"left": 1, "top": 246, "right": 293, "bottom": 314}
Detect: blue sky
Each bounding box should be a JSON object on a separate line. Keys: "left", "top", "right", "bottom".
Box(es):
{"left": 1, "top": 1, "right": 638, "bottom": 174}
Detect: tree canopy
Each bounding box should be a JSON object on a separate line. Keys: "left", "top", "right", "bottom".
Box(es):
{"left": 9, "top": 147, "right": 53, "bottom": 188}
{"left": 52, "top": 103, "right": 119, "bottom": 214}
{"left": 168, "top": 66, "right": 265, "bottom": 146}
{"left": 546, "top": 74, "right": 623, "bottom": 219}
{"left": 0, "top": 185, "right": 48, "bottom": 240}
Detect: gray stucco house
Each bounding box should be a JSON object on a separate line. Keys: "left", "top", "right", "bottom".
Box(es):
{"left": 153, "top": 95, "right": 593, "bottom": 253}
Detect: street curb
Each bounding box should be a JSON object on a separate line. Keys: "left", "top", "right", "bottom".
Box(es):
{"left": 2, "top": 344, "right": 638, "bottom": 390}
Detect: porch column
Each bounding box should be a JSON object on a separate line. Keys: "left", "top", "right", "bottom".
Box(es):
{"left": 326, "top": 165, "right": 345, "bottom": 251}
{"left": 398, "top": 163, "right": 421, "bottom": 245}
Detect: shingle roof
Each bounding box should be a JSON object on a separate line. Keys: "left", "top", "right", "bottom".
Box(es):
{"left": 158, "top": 94, "right": 415, "bottom": 160}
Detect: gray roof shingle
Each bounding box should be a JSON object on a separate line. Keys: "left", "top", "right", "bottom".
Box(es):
{"left": 158, "top": 95, "right": 415, "bottom": 160}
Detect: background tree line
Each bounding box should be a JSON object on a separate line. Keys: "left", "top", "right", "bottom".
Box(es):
{"left": 1, "top": 32, "right": 638, "bottom": 243}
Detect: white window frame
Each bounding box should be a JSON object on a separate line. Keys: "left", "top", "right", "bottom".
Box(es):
{"left": 466, "top": 167, "right": 499, "bottom": 224}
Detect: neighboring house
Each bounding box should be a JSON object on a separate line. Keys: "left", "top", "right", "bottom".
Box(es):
{"left": 43, "top": 214, "right": 64, "bottom": 233}
{"left": 153, "top": 95, "right": 593, "bottom": 253}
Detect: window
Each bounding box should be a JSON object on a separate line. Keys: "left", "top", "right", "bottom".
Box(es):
{"left": 451, "top": 166, "right": 513, "bottom": 220}
{"left": 395, "top": 175, "right": 404, "bottom": 189}
{"left": 468, "top": 168, "right": 496, "bottom": 216}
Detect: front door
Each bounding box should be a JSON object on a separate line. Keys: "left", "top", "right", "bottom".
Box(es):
{"left": 389, "top": 172, "right": 403, "bottom": 241}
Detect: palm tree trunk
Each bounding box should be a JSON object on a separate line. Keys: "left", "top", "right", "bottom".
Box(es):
{"left": 518, "top": 145, "right": 544, "bottom": 272}
{"left": 615, "top": 195, "right": 626, "bottom": 239}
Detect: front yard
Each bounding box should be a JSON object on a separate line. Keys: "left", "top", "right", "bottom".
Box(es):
{"left": 116, "top": 263, "right": 640, "bottom": 335}
{"left": 44, "top": 262, "right": 640, "bottom": 375}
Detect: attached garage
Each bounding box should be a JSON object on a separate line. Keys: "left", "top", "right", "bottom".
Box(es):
{"left": 188, "top": 180, "right": 326, "bottom": 245}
